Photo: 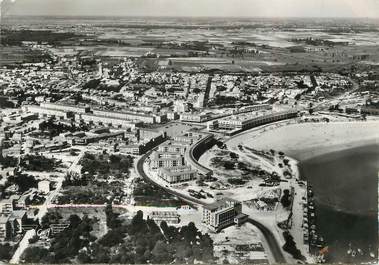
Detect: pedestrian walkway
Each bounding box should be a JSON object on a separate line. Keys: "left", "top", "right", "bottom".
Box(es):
{"left": 9, "top": 229, "right": 36, "bottom": 264}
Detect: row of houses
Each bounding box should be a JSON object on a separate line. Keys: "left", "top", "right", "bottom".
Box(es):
{"left": 23, "top": 102, "right": 164, "bottom": 129}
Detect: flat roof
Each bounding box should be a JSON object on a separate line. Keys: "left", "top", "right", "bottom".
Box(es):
{"left": 203, "top": 197, "right": 240, "bottom": 211}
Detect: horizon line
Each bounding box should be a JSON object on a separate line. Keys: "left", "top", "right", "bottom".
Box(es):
{"left": 4, "top": 14, "right": 379, "bottom": 20}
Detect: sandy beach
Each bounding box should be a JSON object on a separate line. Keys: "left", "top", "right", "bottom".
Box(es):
{"left": 225, "top": 120, "right": 379, "bottom": 262}
{"left": 226, "top": 121, "right": 379, "bottom": 161}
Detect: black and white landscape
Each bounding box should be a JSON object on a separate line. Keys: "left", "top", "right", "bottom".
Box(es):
{"left": 0, "top": 0, "right": 378, "bottom": 264}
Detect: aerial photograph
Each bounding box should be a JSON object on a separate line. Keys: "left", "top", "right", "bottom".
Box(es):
{"left": 0, "top": 0, "right": 378, "bottom": 264}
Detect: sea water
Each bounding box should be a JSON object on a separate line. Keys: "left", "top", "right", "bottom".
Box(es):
{"left": 299, "top": 144, "right": 379, "bottom": 263}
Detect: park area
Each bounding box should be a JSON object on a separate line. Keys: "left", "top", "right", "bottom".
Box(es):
{"left": 57, "top": 153, "right": 133, "bottom": 205}
{"left": 21, "top": 205, "right": 214, "bottom": 264}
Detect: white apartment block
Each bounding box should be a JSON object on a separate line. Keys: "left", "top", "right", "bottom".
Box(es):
{"left": 150, "top": 151, "right": 185, "bottom": 169}
{"left": 158, "top": 166, "right": 197, "bottom": 184}
{"left": 202, "top": 198, "right": 243, "bottom": 232}
{"left": 158, "top": 142, "right": 187, "bottom": 154}
{"left": 148, "top": 211, "right": 180, "bottom": 224}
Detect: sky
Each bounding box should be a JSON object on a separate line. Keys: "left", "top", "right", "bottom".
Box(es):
{"left": 4, "top": 0, "right": 379, "bottom": 18}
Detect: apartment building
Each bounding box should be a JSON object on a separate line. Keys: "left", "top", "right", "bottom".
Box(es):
{"left": 218, "top": 110, "right": 299, "bottom": 131}
{"left": 157, "top": 166, "right": 197, "bottom": 184}
{"left": 148, "top": 211, "right": 180, "bottom": 224}
{"left": 180, "top": 113, "right": 210, "bottom": 123}
{"left": 150, "top": 151, "right": 185, "bottom": 169}
{"left": 202, "top": 198, "right": 243, "bottom": 232}
{"left": 158, "top": 142, "right": 187, "bottom": 154}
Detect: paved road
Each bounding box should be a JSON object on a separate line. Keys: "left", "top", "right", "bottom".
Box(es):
{"left": 135, "top": 150, "right": 204, "bottom": 209}
{"left": 35, "top": 151, "right": 86, "bottom": 222}
{"left": 135, "top": 150, "right": 287, "bottom": 264}
{"left": 247, "top": 219, "right": 286, "bottom": 263}
{"left": 9, "top": 229, "right": 36, "bottom": 264}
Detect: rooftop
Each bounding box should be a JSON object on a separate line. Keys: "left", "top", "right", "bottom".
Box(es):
{"left": 203, "top": 197, "right": 240, "bottom": 211}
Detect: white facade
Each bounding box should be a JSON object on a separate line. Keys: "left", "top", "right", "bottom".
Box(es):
{"left": 202, "top": 198, "right": 242, "bottom": 231}
{"left": 158, "top": 166, "right": 197, "bottom": 184}
{"left": 38, "top": 180, "right": 50, "bottom": 194}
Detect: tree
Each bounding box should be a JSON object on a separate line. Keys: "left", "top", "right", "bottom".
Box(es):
{"left": 41, "top": 211, "right": 62, "bottom": 229}
{"left": 181, "top": 222, "right": 198, "bottom": 243}
{"left": 105, "top": 203, "right": 120, "bottom": 229}
{"left": 77, "top": 251, "right": 91, "bottom": 263}
{"left": 22, "top": 247, "right": 49, "bottom": 263}
{"left": 143, "top": 249, "right": 152, "bottom": 262}
{"left": 109, "top": 154, "right": 121, "bottom": 164}
{"left": 281, "top": 189, "right": 292, "bottom": 208}
{"left": 83, "top": 79, "right": 100, "bottom": 89}
{"left": 223, "top": 161, "right": 235, "bottom": 170}
{"left": 98, "top": 230, "right": 124, "bottom": 247}
{"left": 68, "top": 214, "right": 81, "bottom": 228}
{"left": 130, "top": 210, "right": 147, "bottom": 234}
{"left": 174, "top": 241, "right": 193, "bottom": 261}
{"left": 8, "top": 174, "right": 38, "bottom": 193}
{"left": 0, "top": 243, "right": 15, "bottom": 260}
{"left": 160, "top": 221, "right": 169, "bottom": 235}
{"left": 282, "top": 231, "right": 305, "bottom": 260}
{"left": 151, "top": 240, "right": 171, "bottom": 263}
{"left": 229, "top": 152, "right": 239, "bottom": 159}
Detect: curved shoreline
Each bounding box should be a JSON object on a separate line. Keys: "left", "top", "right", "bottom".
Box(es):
{"left": 225, "top": 120, "right": 379, "bottom": 162}
{"left": 222, "top": 119, "right": 379, "bottom": 262}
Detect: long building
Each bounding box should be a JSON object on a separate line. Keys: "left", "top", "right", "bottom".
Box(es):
{"left": 184, "top": 132, "right": 214, "bottom": 177}
{"left": 25, "top": 102, "right": 157, "bottom": 125}
{"left": 40, "top": 102, "right": 88, "bottom": 114}
{"left": 217, "top": 110, "right": 298, "bottom": 131}
{"left": 148, "top": 211, "right": 180, "bottom": 224}
{"left": 91, "top": 109, "right": 156, "bottom": 124}
{"left": 157, "top": 166, "right": 197, "bottom": 184}
{"left": 158, "top": 142, "right": 187, "bottom": 154}
{"left": 150, "top": 151, "right": 185, "bottom": 168}
{"left": 180, "top": 113, "right": 210, "bottom": 123}
{"left": 75, "top": 113, "right": 141, "bottom": 129}
{"left": 72, "top": 131, "right": 125, "bottom": 145}
{"left": 24, "top": 105, "right": 71, "bottom": 119}
{"left": 235, "top": 104, "right": 272, "bottom": 114}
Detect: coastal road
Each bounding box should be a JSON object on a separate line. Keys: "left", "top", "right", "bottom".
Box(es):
{"left": 135, "top": 150, "right": 287, "bottom": 264}
{"left": 135, "top": 149, "right": 205, "bottom": 208}
{"left": 247, "top": 218, "right": 286, "bottom": 263}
